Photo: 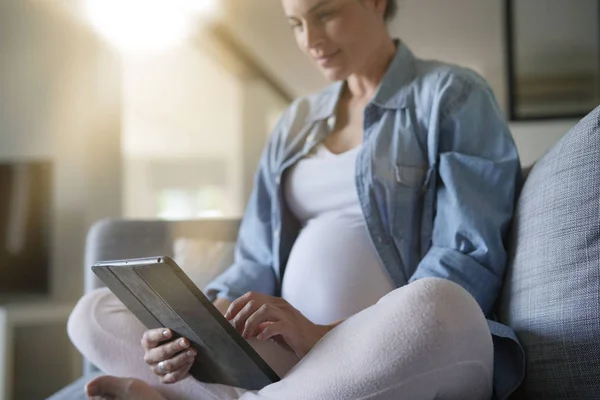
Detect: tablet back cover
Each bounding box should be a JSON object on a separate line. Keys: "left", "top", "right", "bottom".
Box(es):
{"left": 93, "top": 257, "right": 279, "bottom": 390}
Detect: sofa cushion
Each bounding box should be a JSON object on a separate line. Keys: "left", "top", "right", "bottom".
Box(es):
{"left": 498, "top": 106, "right": 600, "bottom": 398}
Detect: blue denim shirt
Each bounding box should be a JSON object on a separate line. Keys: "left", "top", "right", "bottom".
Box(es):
{"left": 205, "top": 42, "right": 524, "bottom": 399}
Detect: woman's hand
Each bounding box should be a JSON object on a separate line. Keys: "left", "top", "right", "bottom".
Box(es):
{"left": 139, "top": 298, "right": 231, "bottom": 384}
{"left": 141, "top": 329, "right": 196, "bottom": 384}
{"left": 225, "top": 292, "right": 331, "bottom": 358}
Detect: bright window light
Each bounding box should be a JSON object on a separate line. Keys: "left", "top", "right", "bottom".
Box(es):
{"left": 82, "top": 0, "right": 221, "bottom": 54}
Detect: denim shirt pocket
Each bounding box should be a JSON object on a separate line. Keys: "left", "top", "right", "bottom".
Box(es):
{"left": 394, "top": 165, "right": 429, "bottom": 190}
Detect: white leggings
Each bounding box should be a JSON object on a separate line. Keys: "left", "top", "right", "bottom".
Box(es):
{"left": 67, "top": 278, "right": 493, "bottom": 400}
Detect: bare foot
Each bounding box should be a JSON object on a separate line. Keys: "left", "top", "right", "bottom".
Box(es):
{"left": 85, "top": 375, "right": 166, "bottom": 400}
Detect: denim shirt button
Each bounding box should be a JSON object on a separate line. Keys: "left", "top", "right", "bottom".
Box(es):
{"left": 275, "top": 176, "right": 281, "bottom": 185}
{"left": 377, "top": 236, "right": 383, "bottom": 243}
{"left": 274, "top": 228, "right": 280, "bottom": 237}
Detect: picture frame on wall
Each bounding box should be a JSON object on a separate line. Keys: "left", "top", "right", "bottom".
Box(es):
{"left": 505, "top": 0, "right": 600, "bottom": 121}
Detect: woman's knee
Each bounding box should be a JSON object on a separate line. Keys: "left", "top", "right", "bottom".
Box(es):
{"left": 67, "top": 288, "right": 112, "bottom": 350}
{"left": 67, "top": 287, "right": 141, "bottom": 355}
{"left": 379, "top": 278, "right": 485, "bottom": 324}
{"left": 378, "top": 278, "right": 493, "bottom": 364}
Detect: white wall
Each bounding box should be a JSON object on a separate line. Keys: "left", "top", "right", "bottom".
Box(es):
{"left": 391, "top": 0, "right": 508, "bottom": 111}
{"left": 121, "top": 37, "right": 291, "bottom": 218}
{"left": 0, "top": 0, "right": 122, "bottom": 302}
{"left": 122, "top": 44, "right": 245, "bottom": 218}
{"left": 122, "top": 46, "right": 242, "bottom": 159}
{"left": 510, "top": 120, "right": 579, "bottom": 166}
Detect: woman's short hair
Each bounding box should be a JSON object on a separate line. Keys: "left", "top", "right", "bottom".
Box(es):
{"left": 384, "top": 0, "right": 398, "bottom": 22}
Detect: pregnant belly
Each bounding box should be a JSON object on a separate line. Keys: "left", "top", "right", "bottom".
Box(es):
{"left": 281, "top": 211, "right": 395, "bottom": 325}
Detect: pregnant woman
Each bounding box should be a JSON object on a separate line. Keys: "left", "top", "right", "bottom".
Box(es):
{"left": 69, "top": 0, "right": 524, "bottom": 399}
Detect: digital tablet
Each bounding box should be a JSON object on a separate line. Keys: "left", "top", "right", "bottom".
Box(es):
{"left": 92, "top": 256, "right": 280, "bottom": 390}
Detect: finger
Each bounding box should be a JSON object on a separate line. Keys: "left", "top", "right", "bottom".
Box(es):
{"left": 231, "top": 299, "right": 263, "bottom": 333}
{"left": 257, "top": 321, "right": 275, "bottom": 335}
{"left": 161, "top": 359, "right": 194, "bottom": 384}
{"left": 144, "top": 337, "right": 190, "bottom": 365}
{"left": 256, "top": 321, "right": 287, "bottom": 341}
{"left": 151, "top": 348, "right": 196, "bottom": 376}
{"left": 256, "top": 321, "right": 296, "bottom": 353}
{"left": 243, "top": 304, "right": 284, "bottom": 338}
{"left": 141, "top": 328, "right": 171, "bottom": 350}
{"left": 225, "top": 291, "right": 261, "bottom": 320}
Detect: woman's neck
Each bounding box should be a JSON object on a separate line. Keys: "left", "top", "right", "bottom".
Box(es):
{"left": 346, "top": 38, "right": 397, "bottom": 101}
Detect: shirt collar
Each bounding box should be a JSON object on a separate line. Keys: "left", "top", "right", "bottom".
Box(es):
{"left": 371, "top": 40, "right": 416, "bottom": 109}
{"left": 309, "top": 40, "right": 416, "bottom": 122}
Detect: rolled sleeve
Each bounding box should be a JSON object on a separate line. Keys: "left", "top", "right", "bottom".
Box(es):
{"left": 410, "top": 73, "right": 521, "bottom": 317}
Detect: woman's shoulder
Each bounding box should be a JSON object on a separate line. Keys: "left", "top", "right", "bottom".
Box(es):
{"left": 413, "top": 58, "right": 493, "bottom": 98}
{"left": 407, "top": 57, "right": 498, "bottom": 123}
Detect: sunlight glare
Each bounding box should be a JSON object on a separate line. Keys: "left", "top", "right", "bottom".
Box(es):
{"left": 82, "top": 0, "right": 221, "bottom": 54}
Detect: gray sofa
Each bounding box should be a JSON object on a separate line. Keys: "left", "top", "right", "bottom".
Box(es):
{"left": 48, "top": 106, "right": 599, "bottom": 399}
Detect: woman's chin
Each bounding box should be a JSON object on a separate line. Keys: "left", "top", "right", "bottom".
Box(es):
{"left": 320, "top": 66, "right": 350, "bottom": 83}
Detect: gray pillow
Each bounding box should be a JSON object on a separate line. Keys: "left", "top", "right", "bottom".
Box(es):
{"left": 498, "top": 106, "right": 600, "bottom": 398}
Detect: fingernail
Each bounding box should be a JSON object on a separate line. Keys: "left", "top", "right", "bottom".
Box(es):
{"left": 162, "top": 330, "right": 170, "bottom": 337}
{"left": 187, "top": 350, "right": 195, "bottom": 357}
{"left": 180, "top": 338, "right": 187, "bottom": 347}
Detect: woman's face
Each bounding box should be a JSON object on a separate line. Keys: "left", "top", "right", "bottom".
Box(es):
{"left": 281, "top": 0, "right": 387, "bottom": 81}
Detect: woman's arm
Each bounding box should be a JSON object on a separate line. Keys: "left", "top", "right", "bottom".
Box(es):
{"left": 409, "top": 71, "right": 522, "bottom": 317}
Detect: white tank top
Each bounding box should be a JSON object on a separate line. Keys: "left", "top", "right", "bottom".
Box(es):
{"left": 281, "top": 144, "right": 395, "bottom": 325}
